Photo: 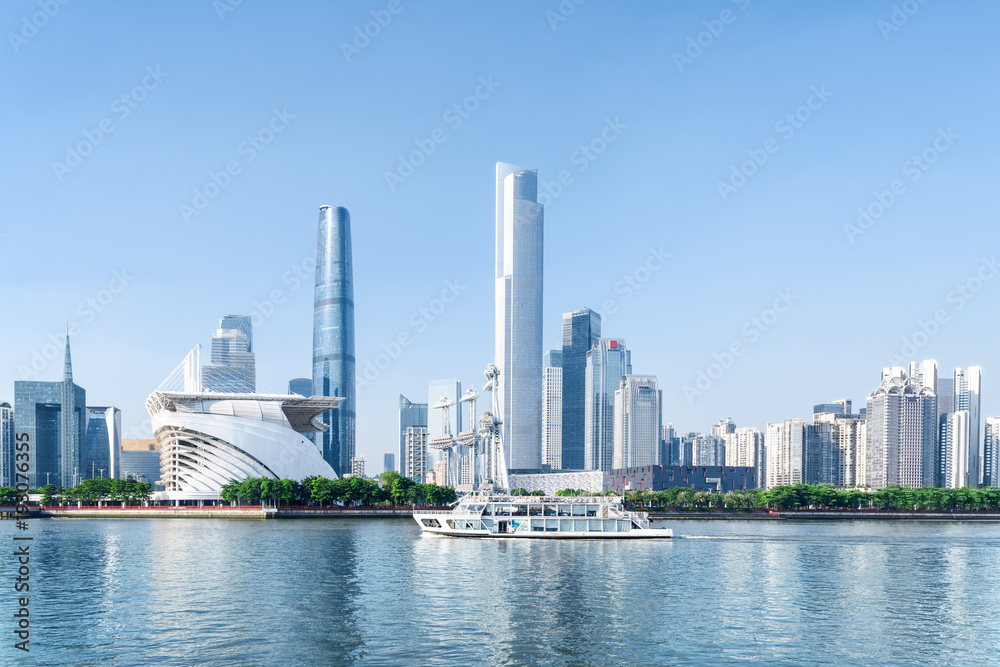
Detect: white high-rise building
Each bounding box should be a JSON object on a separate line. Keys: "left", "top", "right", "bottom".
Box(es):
{"left": 953, "top": 366, "right": 982, "bottom": 486}
{"left": 404, "top": 427, "right": 428, "bottom": 482}
{"left": 984, "top": 417, "right": 1000, "bottom": 488}
{"left": 765, "top": 419, "right": 805, "bottom": 488}
{"left": 0, "top": 402, "right": 13, "bottom": 487}
{"left": 542, "top": 355, "right": 563, "bottom": 470}
{"left": 495, "top": 162, "right": 544, "bottom": 470}
{"left": 939, "top": 410, "right": 969, "bottom": 489}
{"left": 612, "top": 375, "right": 661, "bottom": 469}
{"left": 724, "top": 427, "right": 764, "bottom": 487}
{"left": 350, "top": 456, "right": 366, "bottom": 478}
{"left": 865, "top": 372, "right": 937, "bottom": 490}
{"left": 585, "top": 339, "right": 631, "bottom": 471}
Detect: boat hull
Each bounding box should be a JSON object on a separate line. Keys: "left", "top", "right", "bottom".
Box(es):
{"left": 417, "top": 526, "right": 673, "bottom": 539}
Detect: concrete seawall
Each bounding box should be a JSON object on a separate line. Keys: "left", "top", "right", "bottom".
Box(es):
{"left": 37, "top": 507, "right": 419, "bottom": 520}
{"left": 649, "top": 511, "right": 1000, "bottom": 521}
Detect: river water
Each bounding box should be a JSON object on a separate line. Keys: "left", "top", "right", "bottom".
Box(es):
{"left": 3, "top": 517, "right": 1000, "bottom": 666}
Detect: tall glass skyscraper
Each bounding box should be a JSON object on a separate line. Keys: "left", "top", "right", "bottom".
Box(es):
{"left": 495, "top": 162, "right": 544, "bottom": 470}
{"left": 561, "top": 309, "right": 601, "bottom": 469}
{"left": 398, "top": 394, "right": 428, "bottom": 479}
{"left": 14, "top": 336, "right": 86, "bottom": 488}
{"left": 313, "top": 205, "right": 356, "bottom": 477}
{"left": 83, "top": 406, "right": 121, "bottom": 480}
{"left": 612, "top": 375, "right": 661, "bottom": 469}
{"left": 584, "top": 338, "right": 630, "bottom": 472}
{"left": 202, "top": 315, "right": 255, "bottom": 392}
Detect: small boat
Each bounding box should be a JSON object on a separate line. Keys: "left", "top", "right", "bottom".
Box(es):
{"left": 413, "top": 495, "right": 673, "bottom": 539}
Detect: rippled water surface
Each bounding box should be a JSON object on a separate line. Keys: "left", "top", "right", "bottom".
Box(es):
{"left": 3, "top": 518, "right": 1000, "bottom": 665}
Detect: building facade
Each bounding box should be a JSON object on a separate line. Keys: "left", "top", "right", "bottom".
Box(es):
{"left": 584, "top": 338, "right": 631, "bottom": 472}
{"left": 83, "top": 406, "right": 121, "bottom": 481}
{"left": 608, "top": 465, "right": 756, "bottom": 494}
{"left": 542, "top": 352, "right": 563, "bottom": 469}
{"left": 404, "top": 427, "right": 429, "bottom": 482}
{"left": 952, "top": 366, "right": 982, "bottom": 486}
{"left": 560, "top": 309, "right": 601, "bottom": 470}
{"left": 613, "top": 375, "right": 661, "bottom": 469}
{"left": 14, "top": 337, "right": 86, "bottom": 488}
{"left": 351, "top": 456, "right": 366, "bottom": 478}
{"left": 865, "top": 373, "right": 937, "bottom": 490}
{"left": 0, "top": 402, "right": 13, "bottom": 487}
{"left": 313, "top": 205, "right": 357, "bottom": 477}
{"left": 724, "top": 427, "right": 764, "bottom": 488}
{"left": 765, "top": 420, "right": 805, "bottom": 488}
{"left": 288, "top": 378, "right": 312, "bottom": 397}
{"left": 384, "top": 453, "right": 395, "bottom": 474}
{"left": 201, "top": 315, "right": 256, "bottom": 393}
{"left": 398, "top": 395, "right": 428, "bottom": 480}
{"left": 984, "top": 417, "right": 1000, "bottom": 488}
{"left": 495, "top": 162, "right": 544, "bottom": 470}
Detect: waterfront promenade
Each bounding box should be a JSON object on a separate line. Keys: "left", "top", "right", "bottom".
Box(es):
{"left": 35, "top": 505, "right": 427, "bottom": 519}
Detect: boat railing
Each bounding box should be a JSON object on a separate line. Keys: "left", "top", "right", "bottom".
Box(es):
{"left": 412, "top": 510, "right": 455, "bottom": 515}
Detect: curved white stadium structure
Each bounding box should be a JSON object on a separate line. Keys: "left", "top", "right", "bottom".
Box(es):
{"left": 146, "top": 391, "right": 343, "bottom": 501}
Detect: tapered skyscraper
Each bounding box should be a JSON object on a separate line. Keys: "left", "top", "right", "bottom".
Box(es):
{"left": 313, "top": 205, "right": 356, "bottom": 477}
{"left": 495, "top": 162, "right": 543, "bottom": 470}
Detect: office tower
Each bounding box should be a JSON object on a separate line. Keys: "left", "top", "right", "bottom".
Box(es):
{"left": 383, "top": 453, "right": 395, "bottom": 474}
{"left": 202, "top": 315, "right": 256, "bottom": 392}
{"left": 14, "top": 336, "right": 86, "bottom": 488}
{"left": 690, "top": 433, "right": 725, "bottom": 467}
{"left": 953, "top": 366, "right": 982, "bottom": 486}
{"left": 711, "top": 417, "right": 736, "bottom": 438}
{"left": 612, "top": 375, "right": 661, "bottom": 469}
{"left": 288, "top": 378, "right": 312, "bottom": 397}
{"left": 351, "top": 456, "right": 366, "bottom": 478}
{"left": 542, "top": 351, "right": 563, "bottom": 469}
{"left": 0, "top": 402, "right": 13, "bottom": 487}
{"left": 428, "top": 379, "right": 462, "bottom": 441}
{"left": 865, "top": 372, "right": 937, "bottom": 489}
{"left": 120, "top": 439, "right": 164, "bottom": 490}
{"left": 908, "top": 360, "right": 938, "bottom": 392}
{"left": 313, "top": 205, "right": 356, "bottom": 477}
{"left": 82, "top": 406, "right": 121, "bottom": 480}
{"left": 399, "top": 395, "right": 428, "bottom": 480}
{"left": 855, "top": 420, "right": 869, "bottom": 487}
{"left": 939, "top": 410, "right": 969, "bottom": 488}
{"left": 661, "top": 423, "right": 679, "bottom": 467}
{"left": 724, "top": 427, "right": 765, "bottom": 486}
{"left": 804, "top": 421, "right": 835, "bottom": 485}
{"left": 984, "top": 417, "right": 1000, "bottom": 488}
{"left": 561, "top": 309, "right": 601, "bottom": 469}
{"left": 765, "top": 420, "right": 805, "bottom": 488}
{"left": 404, "top": 427, "right": 428, "bottom": 482}
{"left": 584, "top": 339, "right": 631, "bottom": 471}
{"left": 495, "top": 162, "right": 544, "bottom": 470}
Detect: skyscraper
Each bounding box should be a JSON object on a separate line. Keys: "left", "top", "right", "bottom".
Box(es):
{"left": 384, "top": 452, "right": 395, "bottom": 474}
{"left": 561, "top": 309, "right": 601, "bottom": 469}
{"left": 724, "top": 427, "right": 765, "bottom": 488}
{"left": 984, "top": 417, "right": 1000, "bottom": 488}
{"left": 542, "top": 350, "right": 563, "bottom": 469}
{"left": 865, "top": 372, "right": 937, "bottom": 489}
{"left": 82, "top": 406, "right": 121, "bottom": 481}
{"left": 288, "top": 378, "right": 312, "bottom": 397}
{"left": 612, "top": 375, "right": 661, "bottom": 469}
{"left": 495, "top": 162, "right": 544, "bottom": 470}
{"left": 15, "top": 336, "right": 86, "bottom": 488}
{"left": 765, "top": 419, "right": 805, "bottom": 488}
{"left": 0, "top": 402, "right": 13, "bottom": 487}
{"left": 939, "top": 410, "right": 969, "bottom": 488}
{"left": 313, "top": 205, "right": 356, "bottom": 477}
{"left": 584, "top": 338, "right": 631, "bottom": 471}
{"left": 953, "top": 366, "right": 982, "bottom": 486}
{"left": 202, "top": 315, "right": 255, "bottom": 392}
{"left": 398, "top": 395, "right": 428, "bottom": 479}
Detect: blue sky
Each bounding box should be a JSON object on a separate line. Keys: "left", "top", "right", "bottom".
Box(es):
{"left": 2, "top": 0, "right": 998, "bottom": 463}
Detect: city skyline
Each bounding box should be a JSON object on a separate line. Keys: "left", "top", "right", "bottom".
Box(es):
{"left": 3, "top": 3, "right": 999, "bottom": 467}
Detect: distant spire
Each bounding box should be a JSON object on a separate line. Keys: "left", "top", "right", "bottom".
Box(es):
{"left": 63, "top": 325, "right": 73, "bottom": 383}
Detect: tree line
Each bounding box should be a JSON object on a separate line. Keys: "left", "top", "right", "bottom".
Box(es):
{"left": 619, "top": 483, "right": 1000, "bottom": 512}
{"left": 27, "top": 478, "right": 153, "bottom": 506}
{"left": 221, "top": 471, "right": 457, "bottom": 507}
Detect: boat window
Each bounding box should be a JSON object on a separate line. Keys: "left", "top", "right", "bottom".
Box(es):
{"left": 446, "top": 520, "right": 456, "bottom": 529}
{"left": 588, "top": 519, "right": 602, "bottom": 531}
{"left": 545, "top": 519, "right": 559, "bottom": 532}
{"left": 543, "top": 505, "right": 556, "bottom": 516}
{"left": 421, "top": 518, "right": 440, "bottom": 528}
{"left": 586, "top": 505, "right": 599, "bottom": 517}
{"left": 528, "top": 505, "right": 542, "bottom": 516}
{"left": 481, "top": 518, "right": 493, "bottom": 528}
{"left": 605, "top": 519, "right": 618, "bottom": 532}
{"left": 558, "top": 505, "right": 571, "bottom": 517}
{"left": 530, "top": 519, "right": 545, "bottom": 532}
{"left": 571, "top": 505, "right": 586, "bottom": 517}
{"left": 574, "top": 519, "right": 588, "bottom": 532}
{"left": 512, "top": 505, "right": 527, "bottom": 516}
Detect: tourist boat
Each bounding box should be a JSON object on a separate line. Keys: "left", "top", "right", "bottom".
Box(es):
{"left": 413, "top": 495, "right": 672, "bottom": 539}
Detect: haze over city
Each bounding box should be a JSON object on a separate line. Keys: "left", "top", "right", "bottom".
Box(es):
{"left": 3, "top": 0, "right": 998, "bottom": 466}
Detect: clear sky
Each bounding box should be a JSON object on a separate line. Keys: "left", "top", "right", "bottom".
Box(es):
{"left": 3, "top": 1, "right": 999, "bottom": 464}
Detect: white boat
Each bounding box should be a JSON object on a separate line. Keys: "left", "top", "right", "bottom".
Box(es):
{"left": 413, "top": 495, "right": 673, "bottom": 539}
